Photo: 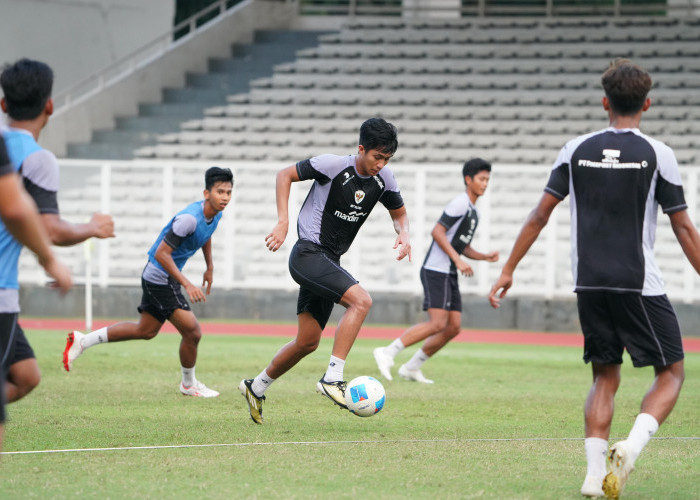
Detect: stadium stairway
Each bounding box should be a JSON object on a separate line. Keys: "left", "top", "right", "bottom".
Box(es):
{"left": 66, "top": 30, "right": 328, "bottom": 159}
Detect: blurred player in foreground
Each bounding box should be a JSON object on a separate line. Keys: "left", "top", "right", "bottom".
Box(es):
{"left": 63, "top": 167, "right": 233, "bottom": 398}
{"left": 488, "top": 59, "right": 700, "bottom": 499}
{"left": 240, "top": 117, "right": 411, "bottom": 424}
{"left": 0, "top": 133, "right": 72, "bottom": 453}
{"left": 0, "top": 58, "right": 106, "bottom": 412}
{"left": 374, "top": 158, "right": 498, "bottom": 384}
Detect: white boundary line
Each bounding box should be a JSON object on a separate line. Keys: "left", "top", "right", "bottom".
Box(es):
{"left": 2, "top": 436, "right": 697, "bottom": 456}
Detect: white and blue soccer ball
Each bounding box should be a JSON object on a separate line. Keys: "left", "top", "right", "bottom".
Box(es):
{"left": 345, "top": 376, "right": 386, "bottom": 417}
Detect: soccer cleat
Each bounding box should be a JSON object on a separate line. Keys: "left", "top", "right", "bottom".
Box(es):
{"left": 602, "top": 441, "right": 635, "bottom": 499}
{"left": 581, "top": 475, "right": 605, "bottom": 498}
{"left": 373, "top": 347, "right": 394, "bottom": 381}
{"left": 179, "top": 380, "right": 219, "bottom": 398}
{"left": 62, "top": 331, "right": 85, "bottom": 372}
{"left": 239, "top": 379, "right": 265, "bottom": 424}
{"left": 398, "top": 364, "right": 434, "bottom": 384}
{"left": 316, "top": 378, "right": 348, "bottom": 409}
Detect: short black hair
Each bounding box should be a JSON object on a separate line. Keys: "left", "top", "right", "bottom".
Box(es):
{"left": 359, "top": 117, "right": 398, "bottom": 156}
{"left": 0, "top": 59, "right": 54, "bottom": 120}
{"left": 205, "top": 166, "right": 233, "bottom": 190}
{"left": 463, "top": 158, "right": 491, "bottom": 180}
{"left": 601, "top": 58, "right": 652, "bottom": 116}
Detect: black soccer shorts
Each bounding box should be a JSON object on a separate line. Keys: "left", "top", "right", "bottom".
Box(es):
{"left": 137, "top": 277, "right": 191, "bottom": 323}
{"left": 420, "top": 267, "right": 462, "bottom": 312}
{"left": 577, "top": 291, "right": 684, "bottom": 367}
{"left": 288, "top": 239, "right": 358, "bottom": 330}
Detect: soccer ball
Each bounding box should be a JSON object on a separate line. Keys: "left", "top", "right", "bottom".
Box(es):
{"left": 345, "top": 376, "right": 385, "bottom": 417}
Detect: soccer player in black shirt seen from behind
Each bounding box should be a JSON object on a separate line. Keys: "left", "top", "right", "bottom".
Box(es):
{"left": 240, "top": 118, "right": 411, "bottom": 424}
{"left": 489, "top": 59, "right": 700, "bottom": 499}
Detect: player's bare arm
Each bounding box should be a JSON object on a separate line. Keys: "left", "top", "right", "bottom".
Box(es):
{"left": 201, "top": 238, "right": 214, "bottom": 295}
{"left": 489, "top": 192, "right": 560, "bottom": 308}
{"left": 463, "top": 245, "right": 499, "bottom": 263}
{"left": 389, "top": 205, "right": 411, "bottom": 261}
{"left": 431, "top": 222, "right": 472, "bottom": 276}
{"left": 155, "top": 240, "right": 206, "bottom": 303}
{"left": 40, "top": 212, "right": 115, "bottom": 246}
{"left": 265, "top": 165, "right": 299, "bottom": 252}
{"left": 669, "top": 209, "right": 700, "bottom": 275}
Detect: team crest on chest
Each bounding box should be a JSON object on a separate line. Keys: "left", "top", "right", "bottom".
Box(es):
{"left": 354, "top": 190, "right": 366, "bottom": 204}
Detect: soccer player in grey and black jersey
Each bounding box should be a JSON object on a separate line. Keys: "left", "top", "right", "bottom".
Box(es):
{"left": 489, "top": 59, "right": 700, "bottom": 498}
{"left": 239, "top": 118, "right": 411, "bottom": 424}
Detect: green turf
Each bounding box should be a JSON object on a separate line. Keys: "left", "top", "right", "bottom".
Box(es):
{"left": 1, "top": 329, "right": 698, "bottom": 499}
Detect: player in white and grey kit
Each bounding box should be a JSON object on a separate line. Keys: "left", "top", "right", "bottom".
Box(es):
{"left": 489, "top": 59, "right": 700, "bottom": 498}
{"left": 240, "top": 118, "right": 411, "bottom": 424}
{"left": 374, "top": 159, "right": 498, "bottom": 384}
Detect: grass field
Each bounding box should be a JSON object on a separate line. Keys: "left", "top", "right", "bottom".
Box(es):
{"left": 1, "top": 327, "right": 698, "bottom": 499}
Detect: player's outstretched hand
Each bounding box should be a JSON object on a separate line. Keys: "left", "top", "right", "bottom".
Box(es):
{"left": 90, "top": 213, "right": 115, "bottom": 239}
{"left": 488, "top": 272, "right": 512, "bottom": 309}
{"left": 484, "top": 251, "right": 500, "bottom": 262}
{"left": 393, "top": 232, "right": 411, "bottom": 261}
{"left": 202, "top": 268, "right": 213, "bottom": 295}
{"left": 265, "top": 221, "right": 288, "bottom": 252}
{"left": 40, "top": 255, "right": 73, "bottom": 294}
{"left": 185, "top": 282, "right": 206, "bottom": 303}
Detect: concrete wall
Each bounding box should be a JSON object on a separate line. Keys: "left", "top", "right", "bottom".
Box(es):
{"left": 19, "top": 284, "right": 580, "bottom": 332}
{"left": 0, "top": 0, "right": 174, "bottom": 94}
{"left": 21, "top": 284, "right": 700, "bottom": 335}
{"left": 38, "top": 0, "right": 298, "bottom": 156}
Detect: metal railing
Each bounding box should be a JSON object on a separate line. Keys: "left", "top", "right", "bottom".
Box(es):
{"left": 301, "top": 0, "right": 700, "bottom": 17}
{"left": 19, "top": 159, "right": 700, "bottom": 304}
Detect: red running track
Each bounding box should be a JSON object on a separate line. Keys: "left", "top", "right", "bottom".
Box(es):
{"left": 19, "top": 318, "right": 700, "bottom": 352}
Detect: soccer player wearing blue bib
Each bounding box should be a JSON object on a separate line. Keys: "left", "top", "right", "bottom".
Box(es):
{"left": 489, "top": 59, "right": 700, "bottom": 498}
{"left": 0, "top": 134, "right": 72, "bottom": 453}
{"left": 374, "top": 159, "right": 499, "bottom": 384}
{"left": 63, "top": 167, "right": 233, "bottom": 398}
{"left": 239, "top": 118, "right": 411, "bottom": 424}
{"left": 0, "top": 59, "right": 109, "bottom": 414}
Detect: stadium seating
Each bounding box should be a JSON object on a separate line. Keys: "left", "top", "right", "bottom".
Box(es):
{"left": 116, "top": 17, "right": 700, "bottom": 166}
{"left": 34, "top": 16, "right": 700, "bottom": 302}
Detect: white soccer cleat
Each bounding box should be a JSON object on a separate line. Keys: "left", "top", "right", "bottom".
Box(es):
{"left": 580, "top": 475, "right": 605, "bottom": 498}
{"left": 62, "top": 331, "right": 85, "bottom": 372}
{"left": 602, "top": 441, "right": 635, "bottom": 499}
{"left": 398, "top": 364, "right": 434, "bottom": 384}
{"left": 373, "top": 347, "right": 394, "bottom": 381}
{"left": 179, "top": 380, "right": 220, "bottom": 398}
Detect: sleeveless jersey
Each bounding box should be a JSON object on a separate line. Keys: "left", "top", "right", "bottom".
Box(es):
{"left": 147, "top": 200, "right": 221, "bottom": 273}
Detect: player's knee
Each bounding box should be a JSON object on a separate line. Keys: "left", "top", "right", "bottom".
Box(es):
{"left": 427, "top": 318, "right": 449, "bottom": 333}
{"left": 444, "top": 325, "right": 460, "bottom": 340}
{"left": 23, "top": 373, "right": 40, "bottom": 396}
{"left": 296, "top": 338, "right": 320, "bottom": 355}
{"left": 354, "top": 293, "right": 372, "bottom": 314}
{"left": 141, "top": 327, "right": 160, "bottom": 340}
{"left": 13, "top": 370, "right": 40, "bottom": 399}
{"left": 664, "top": 361, "right": 685, "bottom": 387}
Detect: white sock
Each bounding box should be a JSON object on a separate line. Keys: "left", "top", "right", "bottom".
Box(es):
{"left": 584, "top": 437, "right": 608, "bottom": 480}
{"left": 252, "top": 369, "right": 275, "bottom": 397}
{"left": 403, "top": 349, "right": 430, "bottom": 371}
{"left": 324, "top": 355, "right": 345, "bottom": 382}
{"left": 80, "top": 327, "right": 109, "bottom": 349}
{"left": 626, "top": 413, "right": 659, "bottom": 462}
{"left": 385, "top": 339, "right": 405, "bottom": 359}
{"left": 181, "top": 366, "right": 196, "bottom": 387}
